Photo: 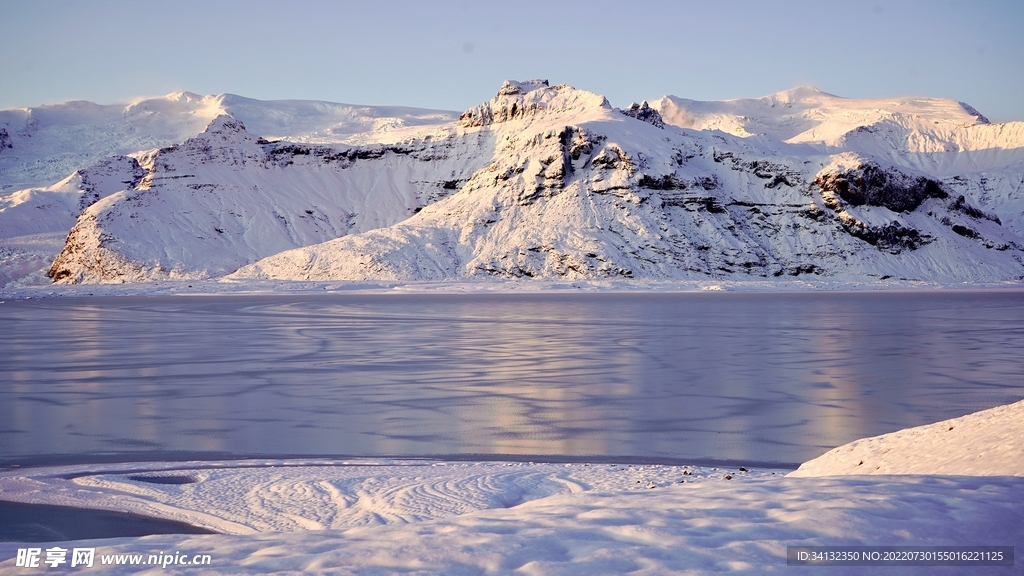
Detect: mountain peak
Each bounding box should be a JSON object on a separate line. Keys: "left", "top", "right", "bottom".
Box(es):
{"left": 763, "top": 86, "right": 835, "bottom": 104}
{"left": 458, "top": 80, "right": 610, "bottom": 128}
{"left": 203, "top": 114, "right": 248, "bottom": 135}
{"left": 498, "top": 79, "right": 550, "bottom": 96}
{"left": 164, "top": 91, "right": 206, "bottom": 103}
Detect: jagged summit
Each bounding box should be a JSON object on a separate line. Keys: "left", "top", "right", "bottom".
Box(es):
{"left": 204, "top": 114, "right": 248, "bottom": 135}
{"left": 619, "top": 101, "right": 664, "bottom": 128}
{"left": 458, "top": 80, "right": 611, "bottom": 127}
{"left": 498, "top": 79, "right": 550, "bottom": 95}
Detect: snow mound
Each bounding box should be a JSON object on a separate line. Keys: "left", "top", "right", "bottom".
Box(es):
{"left": 789, "top": 398, "right": 1024, "bottom": 477}
{"left": 0, "top": 461, "right": 771, "bottom": 536}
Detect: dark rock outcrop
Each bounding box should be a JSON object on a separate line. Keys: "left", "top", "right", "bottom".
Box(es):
{"left": 816, "top": 164, "right": 948, "bottom": 213}
{"left": 75, "top": 156, "right": 146, "bottom": 210}
{"left": 839, "top": 217, "right": 932, "bottom": 254}
{"left": 959, "top": 101, "right": 990, "bottom": 124}
{"left": 949, "top": 195, "right": 1001, "bottom": 224}
{"left": 619, "top": 101, "right": 665, "bottom": 128}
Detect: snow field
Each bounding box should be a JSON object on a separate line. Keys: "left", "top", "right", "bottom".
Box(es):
{"left": 0, "top": 471, "right": 1018, "bottom": 574}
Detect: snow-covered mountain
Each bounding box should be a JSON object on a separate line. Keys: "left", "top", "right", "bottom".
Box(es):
{"left": 0, "top": 92, "right": 456, "bottom": 193}
{"left": 654, "top": 87, "right": 1024, "bottom": 176}
{"left": 0, "top": 93, "right": 458, "bottom": 285}
{"left": 47, "top": 115, "right": 488, "bottom": 282}
{"left": 3, "top": 81, "right": 1023, "bottom": 287}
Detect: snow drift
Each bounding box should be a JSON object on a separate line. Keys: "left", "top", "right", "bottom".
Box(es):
{"left": 789, "top": 398, "right": 1024, "bottom": 477}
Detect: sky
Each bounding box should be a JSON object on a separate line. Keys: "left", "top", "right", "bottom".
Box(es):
{"left": 2, "top": 0, "right": 1023, "bottom": 121}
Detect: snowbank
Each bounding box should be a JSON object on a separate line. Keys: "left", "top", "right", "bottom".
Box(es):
{"left": 789, "top": 398, "right": 1024, "bottom": 477}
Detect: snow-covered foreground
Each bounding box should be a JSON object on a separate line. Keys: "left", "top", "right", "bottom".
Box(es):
{"left": 2, "top": 474, "right": 1016, "bottom": 574}
{"left": 1, "top": 400, "right": 1021, "bottom": 574}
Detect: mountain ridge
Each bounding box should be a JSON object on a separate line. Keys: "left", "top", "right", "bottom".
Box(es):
{"left": 1, "top": 81, "right": 1022, "bottom": 288}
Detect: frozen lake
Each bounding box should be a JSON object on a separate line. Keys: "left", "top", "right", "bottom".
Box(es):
{"left": 2, "top": 291, "right": 1023, "bottom": 467}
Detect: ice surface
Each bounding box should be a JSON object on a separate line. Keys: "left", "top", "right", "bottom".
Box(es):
{"left": 3, "top": 292, "right": 1023, "bottom": 465}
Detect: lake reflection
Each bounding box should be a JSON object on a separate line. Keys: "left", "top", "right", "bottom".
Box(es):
{"left": 2, "top": 291, "right": 1023, "bottom": 466}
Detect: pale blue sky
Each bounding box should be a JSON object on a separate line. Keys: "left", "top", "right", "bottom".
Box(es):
{"left": 2, "top": 0, "right": 1023, "bottom": 121}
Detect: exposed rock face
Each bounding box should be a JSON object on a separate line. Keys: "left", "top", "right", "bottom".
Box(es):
{"left": 0, "top": 127, "right": 11, "bottom": 152}
{"left": 811, "top": 161, "right": 1018, "bottom": 255}
{"left": 458, "top": 80, "right": 611, "bottom": 128}
{"left": 948, "top": 195, "right": 1000, "bottom": 224}
{"left": 48, "top": 214, "right": 140, "bottom": 284}
{"left": 73, "top": 156, "right": 146, "bottom": 211}
{"left": 619, "top": 101, "right": 665, "bottom": 128}
{"left": 959, "top": 101, "right": 990, "bottom": 124}
{"left": 498, "top": 79, "right": 550, "bottom": 95}
{"left": 816, "top": 164, "right": 948, "bottom": 213}
{"left": 837, "top": 217, "right": 932, "bottom": 254}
